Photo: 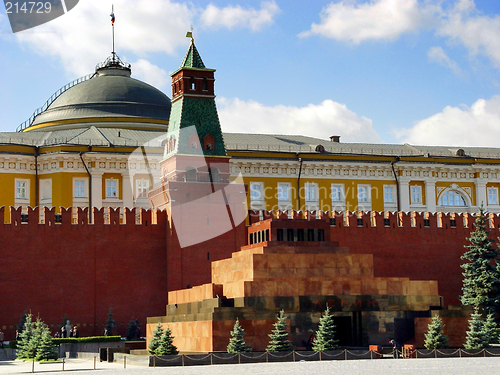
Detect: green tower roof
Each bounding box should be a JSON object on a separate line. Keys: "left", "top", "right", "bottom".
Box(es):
{"left": 180, "top": 39, "right": 206, "bottom": 69}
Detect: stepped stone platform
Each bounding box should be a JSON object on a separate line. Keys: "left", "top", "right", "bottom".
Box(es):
{"left": 148, "top": 219, "right": 441, "bottom": 352}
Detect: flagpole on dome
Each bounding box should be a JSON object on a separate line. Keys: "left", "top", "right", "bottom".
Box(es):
{"left": 110, "top": 5, "right": 115, "bottom": 61}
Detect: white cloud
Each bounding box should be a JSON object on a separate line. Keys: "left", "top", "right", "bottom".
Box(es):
{"left": 131, "top": 59, "right": 169, "bottom": 91}
{"left": 299, "top": 0, "right": 437, "bottom": 43}
{"left": 217, "top": 97, "right": 382, "bottom": 143}
{"left": 200, "top": 1, "right": 280, "bottom": 31}
{"left": 427, "top": 46, "right": 462, "bottom": 76}
{"left": 437, "top": 0, "right": 500, "bottom": 68}
{"left": 301, "top": 0, "right": 500, "bottom": 71}
{"left": 396, "top": 95, "right": 500, "bottom": 147}
{"left": 15, "top": 0, "right": 193, "bottom": 76}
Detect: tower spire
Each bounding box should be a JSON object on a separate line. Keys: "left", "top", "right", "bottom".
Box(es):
{"left": 110, "top": 5, "right": 115, "bottom": 58}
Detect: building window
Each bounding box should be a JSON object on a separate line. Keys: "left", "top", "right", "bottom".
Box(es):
{"left": 488, "top": 187, "right": 498, "bottom": 205}
{"left": 384, "top": 185, "right": 395, "bottom": 203}
{"left": 278, "top": 183, "right": 290, "bottom": 202}
{"left": 357, "top": 185, "right": 370, "bottom": 203}
{"left": 411, "top": 186, "right": 422, "bottom": 204}
{"left": 74, "top": 180, "right": 86, "bottom": 198}
{"left": 250, "top": 182, "right": 263, "bottom": 202}
{"left": 16, "top": 180, "right": 28, "bottom": 199}
{"left": 136, "top": 180, "right": 149, "bottom": 199}
{"left": 202, "top": 77, "right": 208, "bottom": 91}
{"left": 438, "top": 190, "right": 467, "bottom": 206}
{"left": 305, "top": 183, "right": 317, "bottom": 202}
{"left": 190, "top": 76, "right": 196, "bottom": 90}
{"left": 331, "top": 184, "right": 344, "bottom": 202}
{"left": 106, "top": 179, "right": 118, "bottom": 198}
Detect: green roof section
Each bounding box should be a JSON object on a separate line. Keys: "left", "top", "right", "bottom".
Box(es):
{"left": 180, "top": 39, "right": 206, "bottom": 69}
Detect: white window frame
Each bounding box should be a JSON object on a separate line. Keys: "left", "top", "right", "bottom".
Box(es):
{"left": 305, "top": 183, "right": 318, "bottom": 203}
{"left": 249, "top": 181, "right": 265, "bottom": 210}
{"left": 74, "top": 179, "right": 87, "bottom": 198}
{"left": 277, "top": 183, "right": 291, "bottom": 202}
{"left": 15, "top": 179, "right": 29, "bottom": 203}
{"left": 438, "top": 190, "right": 467, "bottom": 207}
{"left": 331, "top": 183, "right": 345, "bottom": 211}
{"left": 277, "top": 182, "right": 292, "bottom": 211}
{"left": 383, "top": 185, "right": 395, "bottom": 203}
{"left": 357, "top": 184, "right": 371, "bottom": 212}
{"left": 106, "top": 178, "right": 119, "bottom": 199}
{"left": 304, "top": 182, "right": 319, "bottom": 211}
{"left": 383, "top": 184, "right": 397, "bottom": 210}
{"left": 411, "top": 185, "right": 422, "bottom": 205}
{"left": 136, "top": 179, "right": 149, "bottom": 200}
{"left": 488, "top": 187, "right": 499, "bottom": 206}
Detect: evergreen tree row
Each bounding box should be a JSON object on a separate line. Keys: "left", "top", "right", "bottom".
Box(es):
{"left": 148, "top": 323, "right": 178, "bottom": 356}
{"left": 17, "top": 314, "right": 58, "bottom": 361}
{"left": 461, "top": 207, "right": 500, "bottom": 348}
{"left": 226, "top": 308, "right": 339, "bottom": 353}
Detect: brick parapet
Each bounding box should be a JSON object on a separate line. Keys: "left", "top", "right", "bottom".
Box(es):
{"left": 2, "top": 206, "right": 166, "bottom": 227}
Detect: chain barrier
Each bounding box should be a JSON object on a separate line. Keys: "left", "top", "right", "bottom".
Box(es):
{"left": 24, "top": 356, "right": 99, "bottom": 373}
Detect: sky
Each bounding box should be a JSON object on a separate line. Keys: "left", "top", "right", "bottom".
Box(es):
{"left": 1, "top": 0, "right": 500, "bottom": 147}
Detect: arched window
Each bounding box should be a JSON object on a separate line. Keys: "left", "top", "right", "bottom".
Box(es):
{"left": 185, "top": 166, "right": 197, "bottom": 182}
{"left": 202, "top": 77, "right": 208, "bottom": 91}
{"left": 438, "top": 190, "right": 467, "bottom": 207}
{"left": 190, "top": 76, "right": 196, "bottom": 90}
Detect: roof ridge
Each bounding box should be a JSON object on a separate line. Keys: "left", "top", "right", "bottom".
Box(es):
{"left": 87, "top": 126, "right": 111, "bottom": 146}
{"left": 180, "top": 39, "right": 206, "bottom": 69}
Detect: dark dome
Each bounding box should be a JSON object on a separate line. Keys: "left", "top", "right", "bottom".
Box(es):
{"left": 29, "top": 65, "right": 171, "bottom": 131}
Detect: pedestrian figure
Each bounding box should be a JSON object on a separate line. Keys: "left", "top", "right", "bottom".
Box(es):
{"left": 61, "top": 326, "right": 67, "bottom": 338}
{"left": 389, "top": 339, "right": 399, "bottom": 358}
{"left": 0, "top": 329, "right": 4, "bottom": 348}
{"left": 71, "top": 326, "right": 79, "bottom": 338}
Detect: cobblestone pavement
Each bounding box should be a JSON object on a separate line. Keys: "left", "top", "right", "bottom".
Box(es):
{"left": 1, "top": 357, "right": 500, "bottom": 375}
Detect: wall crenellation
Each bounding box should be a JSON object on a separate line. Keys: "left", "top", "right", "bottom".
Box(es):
{"left": 248, "top": 209, "right": 495, "bottom": 230}
{"left": 2, "top": 206, "right": 167, "bottom": 226}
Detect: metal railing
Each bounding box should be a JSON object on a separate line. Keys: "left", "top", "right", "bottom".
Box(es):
{"left": 16, "top": 74, "right": 96, "bottom": 132}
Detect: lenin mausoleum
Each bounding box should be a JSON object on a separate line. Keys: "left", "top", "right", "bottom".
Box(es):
{"left": 0, "top": 36, "right": 499, "bottom": 349}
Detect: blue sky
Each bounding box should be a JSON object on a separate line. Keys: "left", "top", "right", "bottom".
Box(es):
{"left": 1, "top": 0, "right": 500, "bottom": 146}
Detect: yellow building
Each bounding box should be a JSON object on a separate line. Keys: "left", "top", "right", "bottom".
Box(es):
{"left": 224, "top": 134, "right": 500, "bottom": 215}
{"left": 2, "top": 46, "right": 500, "bottom": 222}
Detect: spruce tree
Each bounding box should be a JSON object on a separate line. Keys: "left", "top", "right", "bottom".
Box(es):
{"left": 35, "top": 319, "right": 58, "bottom": 361}
{"left": 461, "top": 206, "right": 500, "bottom": 315}
{"left": 148, "top": 323, "right": 164, "bottom": 355}
{"left": 482, "top": 313, "right": 498, "bottom": 345}
{"left": 16, "top": 313, "right": 37, "bottom": 360}
{"left": 423, "top": 315, "right": 449, "bottom": 349}
{"left": 266, "top": 310, "right": 293, "bottom": 352}
{"left": 157, "top": 326, "right": 178, "bottom": 355}
{"left": 312, "top": 307, "right": 339, "bottom": 351}
{"left": 465, "top": 309, "right": 488, "bottom": 349}
{"left": 227, "top": 318, "right": 251, "bottom": 353}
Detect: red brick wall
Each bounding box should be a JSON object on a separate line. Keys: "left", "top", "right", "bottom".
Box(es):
{"left": 1, "top": 207, "right": 490, "bottom": 344}
{"left": 330, "top": 211, "right": 487, "bottom": 307}
{"left": 0, "top": 207, "right": 168, "bottom": 340}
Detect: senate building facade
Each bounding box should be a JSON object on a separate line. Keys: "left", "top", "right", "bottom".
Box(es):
{"left": 0, "top": 41, "right": 499, "bottom": 221}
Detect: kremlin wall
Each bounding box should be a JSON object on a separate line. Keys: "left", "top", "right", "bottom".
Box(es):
{"left": 0, "top": 204, "right": 485, "bottom": 347}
